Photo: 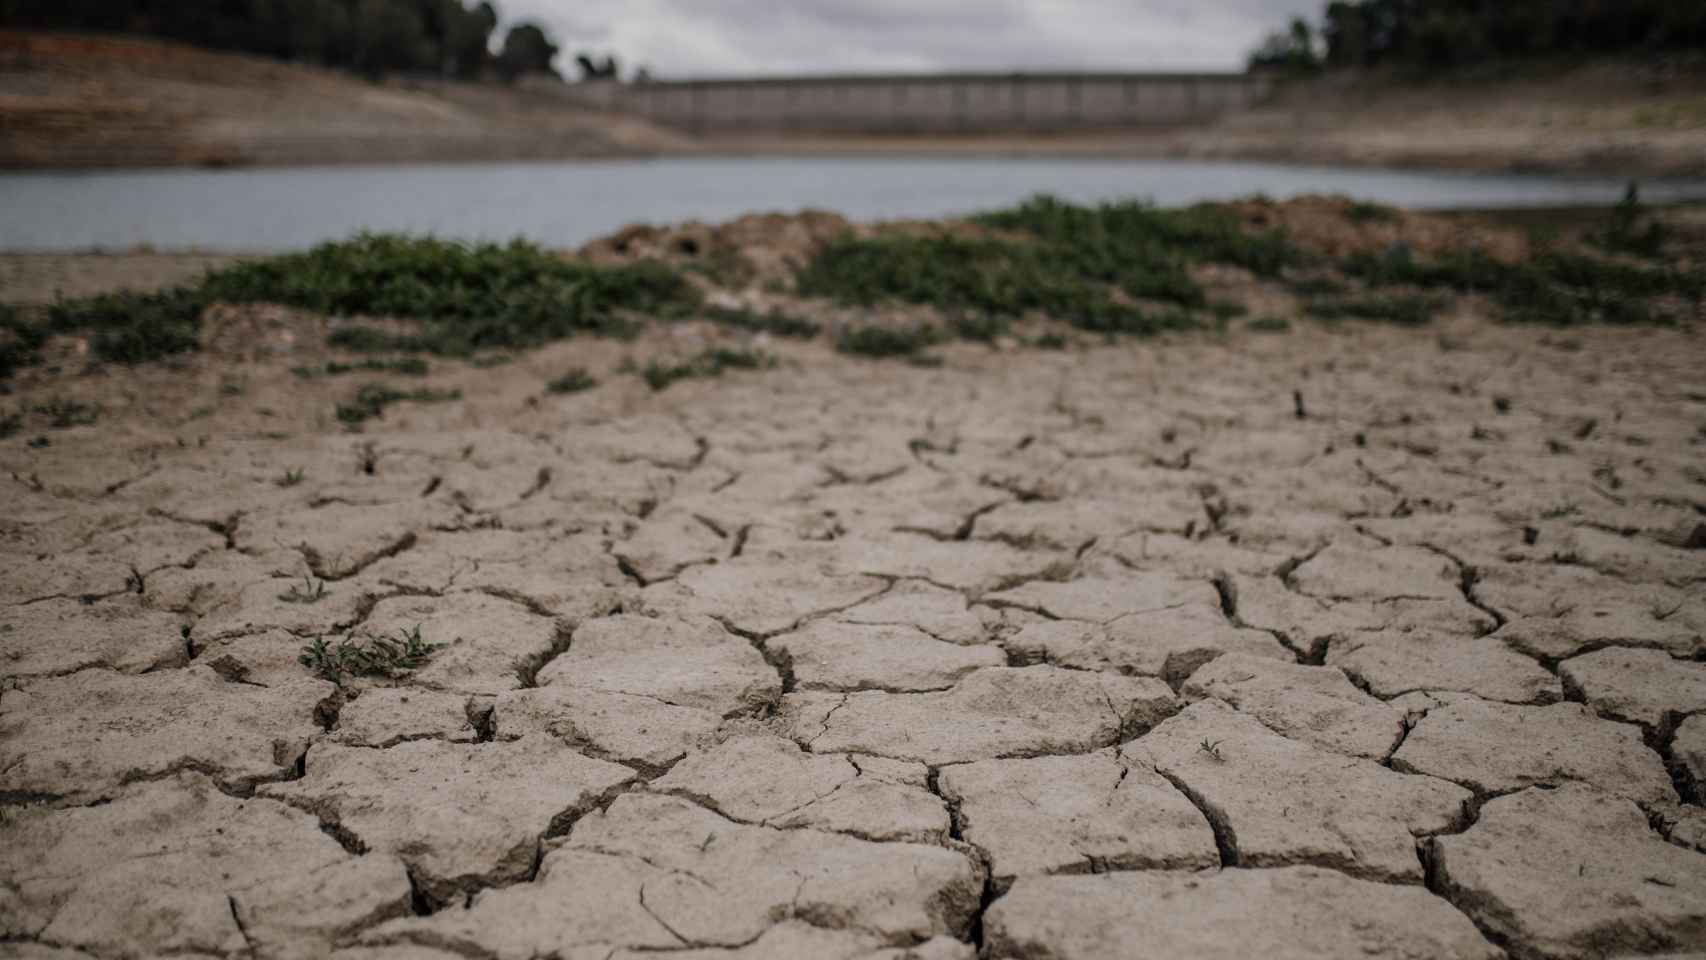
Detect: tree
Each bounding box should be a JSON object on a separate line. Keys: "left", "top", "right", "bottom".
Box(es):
{"left": 575, "top": 52, "right": 620, "bottom": 81}
{"left": 496, "top": 22, "right": 559, "bottom": 82}
{"left": 350, "top": 0, "right": 433, "bottom": 78}
{"left": 1249, "top": 17, "right": 1320, "bottom": 72}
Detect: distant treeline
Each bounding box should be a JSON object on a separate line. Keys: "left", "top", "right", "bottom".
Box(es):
{"left": 0, "top": 0, "right": 564, "bottom": 81}
{"left": 1253, "top": 1, "right": 1706, "bottom": 69}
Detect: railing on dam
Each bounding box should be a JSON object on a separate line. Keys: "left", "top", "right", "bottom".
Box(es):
{"left": 560, "top": 72, "right": 1279, "bottom": 135}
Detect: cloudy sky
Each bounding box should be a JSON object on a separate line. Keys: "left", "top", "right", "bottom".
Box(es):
{"left": 496, "top": 0, "right": 1322, "bottom": 79}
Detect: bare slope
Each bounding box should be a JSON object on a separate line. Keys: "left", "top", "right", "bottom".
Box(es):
{"left": 0, "top": 32, "right": 691, "bottom": 169}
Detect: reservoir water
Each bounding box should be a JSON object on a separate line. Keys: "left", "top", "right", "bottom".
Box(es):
{"left": 3, "top": 155, "right": 1704, "bottom": 252}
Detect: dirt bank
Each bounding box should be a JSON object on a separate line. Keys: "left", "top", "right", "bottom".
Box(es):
{"left": 0, "top": 32, "right": 690, "bottom": 169}
{"left": 711, "top": 59, "right": 1706, "bottom": 179}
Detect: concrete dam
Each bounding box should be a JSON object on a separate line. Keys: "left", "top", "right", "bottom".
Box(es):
{"left": 564, "top": 72, "right": 1278, "bottom": 135}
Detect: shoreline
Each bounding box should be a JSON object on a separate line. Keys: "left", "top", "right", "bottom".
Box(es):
{"left": 4, "top": 135, "right": 1705, "bottom": 181}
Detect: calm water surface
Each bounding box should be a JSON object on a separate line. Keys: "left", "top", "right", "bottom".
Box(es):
{"left": 4, "top": 156, "right": 1705, "bottom": 252}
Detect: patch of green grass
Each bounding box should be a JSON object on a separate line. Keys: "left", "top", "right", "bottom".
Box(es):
{"left": 298, "top": 625, "right": 441, "bottom": 683}
{"left": 208, "top": 235, "right": 699, "bottom": 353}
{"left": 1344, "top": 201, "right": 1400, "bottom": 224}
{"left": 1339, "top": 242, "right": 1694, "bottom": 327}
{"left": 32, "top": 235, "right": 701, "bottom": 372}
{"left": 639, "top": 347, "right": 775, "bottom": 391}
{"left": 702, "top": 306, "right": 821, "bottom": 339}
{"left": 469, "top": 353, "right": 514, "bottom": 368}
{"left": 1306, "top": 294, "right": 1446, "bottom": 327}
{"left": 1247, "top": 316, "right": 1292, "bottom": 333}
{"left": 45, "top": 288, "right": 205, "bottom": 365}
{"left": 546, "top": 368, "right": 599, "bottom": 395}
{"left": 335, "top": 382, "right": 462, "bottom": 425}
{"left": 834, "top": 324, "right": 941, "bottom": 358}
{"left": 1032, "top": 332, "right": 1070, "bottom": 350}
{"left": 278, "top": 467, "right": 306, "bottom": 487}
{"left": 32, "top": 397, "right": 100, "bottom": 429}
{"left": 1, "top": 306, "right": 49, "bottom": 381}
{"left": 976, "top": 195, "right": 1301, "bottom": 280}
{"left": 797, "top": 196, "right": 1301, "bottom": 341}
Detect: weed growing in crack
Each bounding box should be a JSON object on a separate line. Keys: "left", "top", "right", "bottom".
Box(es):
{"left": 1199, "top": 738, "right": 1227, "bottom": 762}
{"left": 299, "top": 625, "right": 442, "bottom": 683}
{"left": 0, "top": 410, "right": 22, "bottom": 439}
{"left": 277, "top": 575, "right": 328, "bottom": 605}
{"left": 545, "top": 368, "right": 599, "bottom": 395}
{"left": 639, "top": 347, "right": 775, "bottom": 392}
{"left": 277, "top": 467, "right": 306, "bottom": 488}
{"left": 336, "top": 382, "right": 462, "bottom": 425}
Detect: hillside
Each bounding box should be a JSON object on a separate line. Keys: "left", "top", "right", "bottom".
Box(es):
{"left": 0, "top": 32, "right": 692, "bottom": 169}
{"left": 709, "top": 59, "right": 1706, "bottom": 179}
{"left": 3, "top": 33, "right": 1704, "bottom": 177}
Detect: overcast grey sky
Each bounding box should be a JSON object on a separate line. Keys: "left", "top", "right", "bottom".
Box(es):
{"left": 497, "top": 0, "right": 1323, "bottom": 79}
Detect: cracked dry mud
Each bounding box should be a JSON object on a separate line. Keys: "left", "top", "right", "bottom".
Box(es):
{"left": 3, "top": 316, "right": 1706, "bottom": 960}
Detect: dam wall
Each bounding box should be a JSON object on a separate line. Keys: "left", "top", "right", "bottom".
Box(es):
{"left": 563, "top": 72, "right": 1278, "bottom": 135}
